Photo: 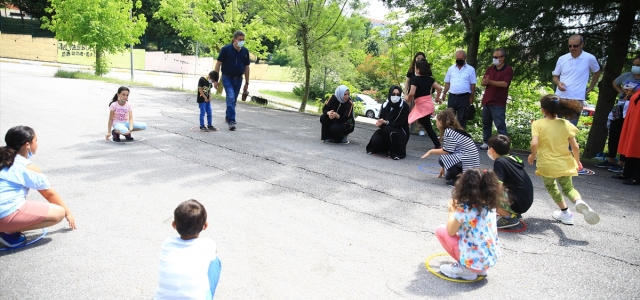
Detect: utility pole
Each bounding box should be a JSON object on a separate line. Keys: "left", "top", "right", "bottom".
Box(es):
{"left": 129, "top": 6, "right": 134, "bottom": 81}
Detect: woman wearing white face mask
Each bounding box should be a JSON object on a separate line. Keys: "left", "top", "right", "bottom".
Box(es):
{"left": 366, "top": 85, "right": 410, "bottom": 160}
{"left": 0, "top": 126, "right": 76, "bottom": 248}
{"left": 406, "top": 60, "right": 443, "bottom": 150}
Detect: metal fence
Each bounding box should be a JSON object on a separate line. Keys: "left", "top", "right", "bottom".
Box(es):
{"left": 0, "top": 16, "right": 55, "bottom": 38}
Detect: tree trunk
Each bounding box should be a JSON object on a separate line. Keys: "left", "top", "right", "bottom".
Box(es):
{"left": 583, "top": 0, "right": 639, "bottom": 158}
{"left": 300, "top": 29, "right": 311, "bottom": 112}
{"left": 95, "top": 49, "right": 102, "bottom": 76}
{"left": 466, "top": 28, "right": 480, "bottom": 70}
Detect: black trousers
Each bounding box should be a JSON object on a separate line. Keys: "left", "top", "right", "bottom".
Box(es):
{"left": 438, "top": 157, "right": 463, "bottom": 180}
{"left": 623, "top": 157, "right": 640, "bottom": 181}
{"left": 608, "top": 118, "right": 626, "bottom": 162}
{"left": 320, "top": 114, "right": 349, "bottom": 141}
{"left": 447, "top": 93, "right": 470, "bottom": 129}
{"left": 417, "top": 115, "right": 441, "bottom": 148}
{"left": 367, "top": 126, "right": 408, "bottom": 159}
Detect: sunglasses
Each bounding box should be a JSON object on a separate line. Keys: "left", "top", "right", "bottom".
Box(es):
{"left": 568, "top": 44, "right": 581, "bottom": 49}
{"left": 391, "top": 93, "right": 401, "bottom": 96}
{"left": 492, "top": 56, "right": 503, "bottom": 59}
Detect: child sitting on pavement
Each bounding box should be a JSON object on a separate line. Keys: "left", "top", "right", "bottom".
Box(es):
{"left": 155, "top": 200, "right": 221, "bottom": 300}
{"left": 486, "top": 134, "right": 534, "bottom": 228}
{"left": 435, "top": 168, "right": 501, "bottom": 280}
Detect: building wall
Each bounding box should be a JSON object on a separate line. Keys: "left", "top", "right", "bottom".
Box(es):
{"left": 0, "top": 32, "right": 57, "bottom": 62}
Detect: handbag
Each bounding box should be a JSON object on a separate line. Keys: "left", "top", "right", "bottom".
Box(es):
{"left": 464, "top": 103, "right": 476, "bottom": 120}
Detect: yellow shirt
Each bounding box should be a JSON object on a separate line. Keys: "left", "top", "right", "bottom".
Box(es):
{"left": 531, "top": 118, "right": 579, "bottom": 178}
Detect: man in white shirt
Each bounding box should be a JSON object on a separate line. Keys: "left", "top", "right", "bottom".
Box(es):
{"left": 552, "top": 34, "right": 601, "bottom": 125}
{"left": 442, "top": 50, "right": 477, "bottom": 129}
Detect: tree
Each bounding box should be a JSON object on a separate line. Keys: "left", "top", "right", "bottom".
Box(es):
{"left": 386, "top": 0, "right": 510, "bottom": 69}
{"left": 262, "top": 0, "right": 350, "bottom": 112}
{"left": 155, "top": 0, "right": 276, "bottom": 60}
{"left": 9, "top": 0, "right": 50, "bottom": 21}
{"left": 43, "top": 0, "right": 147, "bottom": 76}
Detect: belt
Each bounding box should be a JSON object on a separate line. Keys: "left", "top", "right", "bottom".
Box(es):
{"left": 223, "top": 74, "right": 243, "bottom": 80}
{"left": 449, "top": 92, "right": 470, "bottom": 96}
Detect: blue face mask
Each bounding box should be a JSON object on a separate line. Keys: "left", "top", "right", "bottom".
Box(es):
{"left": 27, "top": 147, "right": 33, "bottom": 158}
{"left": 237, "top": 41, "right": 245, "bottom": 47}
{"left": 632, "top": 66, "right": 640, "bottom": 74}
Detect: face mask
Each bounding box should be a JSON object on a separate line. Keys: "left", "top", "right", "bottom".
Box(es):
{"left": 487, "top": 151, "right": 494, "bottom": 161}
{"left": 632, "top": 66, "right": 640, "bottom": 74}
{"left": 390, "top": 96, "right": 401, "bottom": 103}
{"left": 27, "top": 147, "right": 33, "bottom": 158}
{"left": 492, "top": 58, "right": 500, "bottom": 65}
{"left": 208, "top": 79, "right": 213, "bottom": 84}
{"left": 237, "top": 41, "right": 245, "bottom": 47}
{"left": 415, "top": 72, "right": 419, "bottom": 76}
{"left": 456, "top": 59, "right": 465, "bottom": 66}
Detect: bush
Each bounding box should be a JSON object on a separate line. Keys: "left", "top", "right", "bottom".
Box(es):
{"left": 293, "top": 84, "right": 325, "bottom": 101}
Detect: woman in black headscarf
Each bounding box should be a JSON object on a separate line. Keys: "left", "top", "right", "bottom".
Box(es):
{"left": 366, "top": 85, "right": 410, "bottom": 160}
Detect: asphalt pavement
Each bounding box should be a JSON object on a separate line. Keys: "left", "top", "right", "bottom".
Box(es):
{"left": 0, "top": 62, "right": 639, "bottom": 299}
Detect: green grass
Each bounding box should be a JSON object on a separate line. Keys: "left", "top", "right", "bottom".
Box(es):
{"left": 258, "top": 90, "right": 302, "bottom": 103}
{"left": 54, "top": 70, "right": 153, "bottom": 87}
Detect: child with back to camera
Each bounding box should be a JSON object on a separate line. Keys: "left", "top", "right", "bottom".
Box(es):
{"left": 435, "top": 169, "right": 501, "bottom": 280}
{"left": 528, "top": 95, "right": 600, "bottom": 225}
{"left": 106, "top": 86, "right": 147, "bottom": 142}
{"left": 487, "top": 134, "right": 534, "bottom": 228}
{"left": 155, "top": 200, "right": 221, "bottom": 300}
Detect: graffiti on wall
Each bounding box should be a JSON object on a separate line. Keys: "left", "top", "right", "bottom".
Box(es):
{"left": 57, "top": 42, "right": 94, "bottom": 57}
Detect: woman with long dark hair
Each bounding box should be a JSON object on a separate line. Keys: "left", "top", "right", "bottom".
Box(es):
{"left": 0, "top": 126, "right": 76, "bottom": 248}
{"left": 406, "top": 60, "right": 443, "bottom": 149}
{"left": 404, "top": 52, "right": 427, "bottom": 94}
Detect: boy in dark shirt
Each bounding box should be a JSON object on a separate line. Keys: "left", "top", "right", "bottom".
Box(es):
{"left": 487, "top": 134, "right": 534, "bottom": 228}
{"left": 197, "top": 71, "right": 220, "bottom": 131}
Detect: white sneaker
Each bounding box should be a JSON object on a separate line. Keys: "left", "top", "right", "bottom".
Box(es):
{"left": 419, "top": 130, "right": 425, "bottom": 136}
{"left": 479, "top": 143, "right": 489, "bottom": 150}
{"left": 552, "top": 210, "right": 574, "bottom": 225}
{"left": 575, "top": 201, "right": 600, "bottom": 225}
{"left": 439, "top": 263, "right": 478, "bottom": 280}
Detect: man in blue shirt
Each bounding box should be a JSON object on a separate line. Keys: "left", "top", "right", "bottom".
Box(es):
{"left": 214, "top": 31, "right": 251, "bottom": 131}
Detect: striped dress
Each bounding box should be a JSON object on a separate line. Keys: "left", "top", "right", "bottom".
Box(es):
{"left": 440, "top": 128, "right": 480, "bottom": 172}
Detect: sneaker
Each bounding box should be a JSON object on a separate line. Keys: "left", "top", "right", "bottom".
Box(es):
{"left": 419, "top": 130, "right": 425, "bottom": 136}
{"left": 608, "top": 165, "right": 623, "bottom": 173}
{"left": 367, "top": 151, "right": 373, "bottom": 155}
{"left": 324, "top": 139, "right": 335, "bottom": 143}
{"left": 112, "top": 130, "right": 121, "bottom": 142}
{"left": 340, "top": 136, "right": 349, "bottom": 143}
{"left": 497, "top": 216, "right": 521, "bottom": 228}
{"left": 124, "top": 134, "right": 134, "bottom": 141}
{"left": 439, "top": 262, "right": 478, "bottom": 280}
{"left": 446, "top": 179, "right": 456, "bottom": 187}
{"left": 207, "top": 125, "right": 218, "bottom": 131}
{"left": 577, "top": 168, "right": 592, "bottom": 175}
{"left": 0, "top": 232, "right": 26, "bottom": 248}
{"left": 229, "top": 122, "right": 236, "bottom": 131}
{"left": 595, "top": 160, "right": 615, "bottom": 168}
{"left": 479, "top": 143, "right": 488, "bottom": 150}
{"left": 515, "top": 213, "right": 523, "bottom": 220}
{"left": 575, "top": 201, "right": 600, "bottom": 225}
{"left": 392, "top": 156, "right": 400, "bottom": 160}
{"left": 552, "top": 210, "right": 574, "bottom": 225}
{"left": 200, "top": 126, "right": 208, "bottom": 131}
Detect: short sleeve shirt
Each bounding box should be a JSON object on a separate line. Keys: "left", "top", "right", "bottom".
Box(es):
{"left": 0, "top": 155, "right": 51, "bottom": 219}
{"left": 493, "top": 155, "right": 534, "bottom": 213}
{"left": 216, "top": 43, "right": 250, "bottom": 78}
{"left": 481, "top": 64, "right": 514, "bottom": 106}
{"left": 410, "top": 76, "right": 435, "bottom": 98}
{"left": 614, "top": 72, "right": 640, "bottom": 118}
{"left": 531, "top": 118, "right": 579, "bottom": 177}
{"left": 155, "top": 237, "right": 218, "bottom": 299}
{"left": 552, "top": 51, "right": 600, "bottom": 100}
{"left": 197, "top": 77, "right": 212, "bottom": 103}
{"left": 109, "top": 101, "right": 132, "bottom": 124}
{"left": 444, "top": 64, "right": 477, "bottom": 94}
{"left": 453, "top": 203, "right": 500, "bottom": 271}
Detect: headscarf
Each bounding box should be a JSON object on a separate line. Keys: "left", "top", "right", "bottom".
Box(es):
{"left": 382, "top": 85, "right": 404, "bottom": 109}
{"left": 335, "top": 85, "right": 349, "bottom": 104}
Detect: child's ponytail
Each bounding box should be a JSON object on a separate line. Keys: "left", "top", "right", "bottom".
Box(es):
{"left": 109, "top": 86, "right": 131, "bottom": 107}
{"left": 540, "top": 94, "right": 583, "bottom": 119}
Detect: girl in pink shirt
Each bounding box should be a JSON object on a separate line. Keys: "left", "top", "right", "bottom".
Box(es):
{"left": 106, "top": 87, "right": 147, "bottom": 142}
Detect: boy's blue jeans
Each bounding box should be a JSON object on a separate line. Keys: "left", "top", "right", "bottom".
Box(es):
{"left": 199, "top": 102, "right": 212, "bottom": 127}
{"left": 221, "top": 75, "right": 243, "bottom": 123}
